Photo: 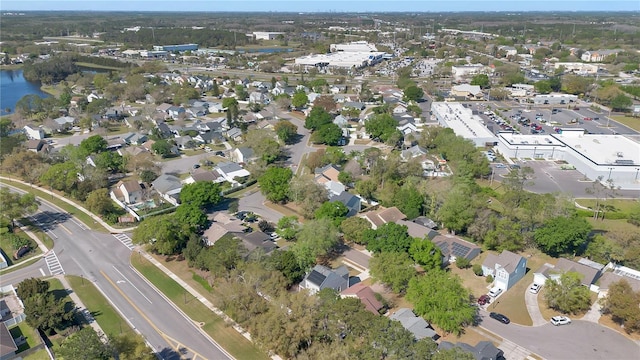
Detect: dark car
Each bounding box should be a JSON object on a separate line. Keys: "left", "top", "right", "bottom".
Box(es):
{"left": 477, "top": 294, "right": 490, "bottom": 305}
{"left": 490, "top": 312, "right": 510, "bottom": 324}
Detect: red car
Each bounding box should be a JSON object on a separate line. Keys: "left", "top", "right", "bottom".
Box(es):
{"left": 583, "top": 117, "right": 593, "bottom": 121}
{"left": 477, "top": 294, "right": 490, "bottom": 305}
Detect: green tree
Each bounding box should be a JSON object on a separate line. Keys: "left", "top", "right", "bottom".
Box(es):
{"left": 291, "top": 90, "right": 309, "bottom": 109}
{"left": 600, "top": 279, "right": 640, "bottom": 333}
{"left": 314, "top": 201, "right": 349, "bottom": 227}
{"left": 58, "top": 327, "right": 110, "bottom": 360}
{"left": 534, "top": 80, "right": 552, "bottom": 94}
{"left": 0, "top": 188, "right": 39, "bottom": 228}
{"left": 94, "top": 151, "right": 123, "bottom": 173}
{"left": 436, "top": 184, "right": 480, "bottom": 234}
{"left": 16, "top": 278, "right": 49, "bottom": 300}
{"left": 355, "top": 179, "right": 378, "bottom": 201}
{"left": 80, "top": 135, "right": 108, "bottom": 155}
{"left": 544, "top": 272, "right": 591, "bottom": 314}
{"left": 132, "top": 214, "right": 190, "bottom": 255}
{"left": 40, "top": 162, "right": 80, "bottom": 193}
{"left": 179, "top": 182, "right": 222, "bottom": 208}
{"left": 291, "top": 218, "right": 340, "bottom": 269}
{"left": 276, "top": 215, "right": 300, "bottom": 240}
{"left": 391, "top": 186, "right": 424, "bottom": 220}
{"left": 274, "top": 120, "right": 298, "bottom": 144}
{"left": 111, "top": 333, "right": 157, "bottom": 360}
{"left": 407, "top": 270, "right": 476, "bottom": 335}
{"left": 84, "top": 189, "right": 115, "bottom": 216}
{"left": 312, "top": 123, "right": 342, "bottom": 145}
{"left": 200, "top": 235, "right": 245, "bottom": 273}
{"left": 151, "top": 139, "right": 172, "bottom": 157}
{"left": 304, "top": 107, "right": 333, "bottom": 130}
{"left": 340, "top": 216, "right": 371, "bottom": 244}
{"left": 363, "top": 222, "right": 413, "bottom": 253}
{"left": 175, "top": 203, "right": 208, "bottom": 228}
{"left": 267, "top": 250, "right": 306, "bottom": 288}
{"left": 258, "top": 167, "right": 293, "bottom": 203}
{"left": 403, "top": 85, "right": 424, "bottom": 102}
{"left": 562, "top": 75, "right": 592, "bottom": 95}
{"left": 369, "top": 251, "right": 416, "bottom": 294}
{"left": 409, "top": 238, "right": 443, "bottom": 270}
{"left": 234, "top": 85, "right": 248, "bottom": 101}
{"left": 24, "top": 292, "right": 75, "bottom": 334}
{"left": 610, "top": 94, "right": 632, "bottom": 111}
{"left": 534, "top": 215, "right": 592, "bottom": 256}
{"left": 365, "top": 113, "right": 400, "bottom": 143}
{"left": 470, "top": 74, "right": 490, "bottom": 88}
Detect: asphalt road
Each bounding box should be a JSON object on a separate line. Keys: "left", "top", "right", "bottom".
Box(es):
{"left": 1, "top": 187, "right": 233, "bottom": 360}
{"left": 479, "top": 310, "right": 640, "bottom": 360}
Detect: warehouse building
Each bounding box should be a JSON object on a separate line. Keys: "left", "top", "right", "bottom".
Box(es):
{"left": 431, "top": 102, "right": 497, "bottom": 147}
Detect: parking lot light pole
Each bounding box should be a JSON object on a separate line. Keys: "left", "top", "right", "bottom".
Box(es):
{"left": 635, "top": 168, "right": 640, "bottom": 181}
{"left": 514, "top": 146, "right": 519, "bottom": 159}
{"left": 607, "top": 167, "right": 614, "bottom": 181}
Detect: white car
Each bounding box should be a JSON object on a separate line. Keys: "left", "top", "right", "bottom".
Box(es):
{"left": 529, "top": 283, "right": 542, "bottom": 294}
{"left": 488, "top": 287, "right": 503, "bottom": 298}
{"left": 550, "top": 316, "right": 571, "bottom": 326}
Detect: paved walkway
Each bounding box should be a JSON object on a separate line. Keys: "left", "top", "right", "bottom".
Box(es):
{"left": 581, "top": 298, "right": 603, "bottom": 323}
{"left": 133, "top": 251, "right": 282, "bottom": 360}
{"left": 0, "top": 176, "right": 135, "bottom": 233}
{"left": 473, "top": 327, "right": 543, "bottom": 360}
{"left": 524, "top": 283, "right": 547, "bottom": 326}
{"left": 56, "top": 275, "right": 108, "bottom": 343}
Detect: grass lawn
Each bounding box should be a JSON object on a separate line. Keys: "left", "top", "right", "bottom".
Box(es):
{"left": 438, "top": 326, "right": 500, "bottom": 348}
{"left": 450, "top": 252, "right": 491, "bottom": 298}
{"left": 18, "top": 218, "right": 54, "bottom": 250}
{"left": 264, "top": 201, "right": 302, "bottom": 219}
{"left": 9, "top": 322, "right": 41, "bottom": 353}
{"left": 74, "top": 62, "right": 124, "bottom": 71}
{"left": 225, "top": 183, "right": 258, "bottom": 199}
{"left": 611, "top": 115, "right": 640, "bottom": 132}
{"left": 0, "top": 178, "right": 104, "bottom": 232}
{"left": 66, "top": 275, "right": 134, "bottom": 337}
{"left": 105, "top": 124, "right": 132, "bottom": 135}
{"left": 0, "top": 256, "right": 41, "bottom": 275}
{"left": 576, "top": 198, "right": 639, "bottom": 215}
{"left": 23, "top": 349, "right": 50, "bottom": 360}
{"left": 588, "top": 218, "right": 639, "bottom": 243}
{"left": 130, "top": 254, "right": 269, "bottom": 360}
{"left": 0, "top": 230, "right": 41, "bottom": 267}
{"left": 538, "top": 288, "right": 597, "bottom": 321}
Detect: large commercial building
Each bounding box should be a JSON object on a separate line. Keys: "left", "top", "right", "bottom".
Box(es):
{"left": 153, "top": 44, "right": 198, "bottom": 52}
{"left": 496, "top": 129, "right": 640, "bottom": 189}
{"left": 295, "top": 51, "right": 385, "bottom": 69}
{"left": 252, "top": 32, "right": 285, "bottom": 40}
{"left": 533, "top": 94, "right": 578, "bottom": 105}
{"left": 431, "top": 102, "right": 497, "bottom": 147}
{"left": 330, "top": 41, "right": 378, "bottom": 52}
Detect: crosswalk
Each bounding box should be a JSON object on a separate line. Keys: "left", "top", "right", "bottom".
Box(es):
{"left": 113, "top": 233, "right": 135, "bottom": 250}
{"left": 44, "top": 251, "right": 65, "bottom": 276}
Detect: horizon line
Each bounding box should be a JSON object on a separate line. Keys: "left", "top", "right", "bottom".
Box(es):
{"left": 3, "top": 10, "right": 640, "bottom": 13}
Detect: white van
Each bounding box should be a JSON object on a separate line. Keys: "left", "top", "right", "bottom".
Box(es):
{"left": 488, "top": 287, "right": 503, "bottom": 298}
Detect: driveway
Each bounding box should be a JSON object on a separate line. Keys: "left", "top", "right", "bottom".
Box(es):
{"left": 524, "top": 283, "right": 547, "bottom": 326}
{"left": 237, "top": 190, "right": 283, "bottom": 224}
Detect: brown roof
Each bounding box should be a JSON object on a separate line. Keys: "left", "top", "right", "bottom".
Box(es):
{"left": 598, "top": 272, "right": 640, "bottom": 292}
{"left": 190, "top": 170, "right": 219, "bottom": 182}
{"left": 554, "top": 258, "right": 601, "bottom": 285}
{"left": 483, "top": 250, "right": 524, "bottom": 273}
{"left": 118, "top": 180, "right": 142, "bottom": 194}
{"left": 360, "top": 207, "right": 407, "bottom": 229}
{"left": 341, "top": 283, "right": 383, "bottom": 314}
{"left": 142, "top": 140, "right": 156, "bottom": 151}
{"left": 111, "top": 187, "right": 124, "bottom": 201}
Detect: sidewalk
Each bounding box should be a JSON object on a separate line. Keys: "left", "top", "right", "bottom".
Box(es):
{"left": 581, "top": 299, "right": 603, "bottom": 323}
{"left": 56, "top": 275, "right": 108, "bottom": 343}
{"left": 135, "top": 251, "right": 283, "bottom": 360}
{"left": 0, "top": 176, "right": 135, "bottom": 234}
{"left": 524, "top": 285, "right": 547, "bottom": 326}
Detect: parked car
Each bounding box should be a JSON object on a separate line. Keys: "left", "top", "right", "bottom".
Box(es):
{"left": 583, "top": 117, "right": 593, "bottom": 121}
{"left": 477, "top": 294, "right": 490, "bottom": 305}
{"left": 495, "top": 163, "right": 507, "bottom": 169}
{"left": 489, "top": 312, "right": 510, "bottom": 324}
{"left": 488, "top": 287, "right": 503, "bottom": 298}
{"left": 551, "top": 316, "right": 571, "bottom": 326}
{"left": 529, "top": 283, "right": 542, "bottom": 294}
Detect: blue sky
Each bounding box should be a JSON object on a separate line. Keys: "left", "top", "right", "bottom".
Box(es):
{"left": 2, "top": 1, "right": 639, "bottom": 12}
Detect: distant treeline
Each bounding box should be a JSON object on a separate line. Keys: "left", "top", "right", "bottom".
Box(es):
{"left": 100, "top": 28, "right": 248, "bottom": 49}
{"left": 22, "top": 54, "right": 135, "bottom": 84}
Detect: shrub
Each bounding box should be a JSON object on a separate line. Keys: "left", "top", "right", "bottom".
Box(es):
{"left": 486, "top": 275, "right": 494, "bottom": 283}
{"left": 455, "top": 257, "right": 471, "bottom": 269}
{"left": 473, "top": 263, "right": 484, "bottom": 276}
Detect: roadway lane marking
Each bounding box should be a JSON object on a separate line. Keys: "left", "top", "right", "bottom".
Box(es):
{"left": 100, "top": 270, "right": 204, "bottom": 360}
{"left": 70, "top": 218, "right": 87, "bottom": 230}
{"left": 44, "top": 251, "right": 65, "bottom": 275}
{"left": 112, "top": 266, "right": 153, "bottom": 304}
{"left": 39, "top": 268, "right": 46, "bottom": 276}
{"left": 59, "top": 223, "right": 72, "bottom": 234}
{"left": 113, "top": 234, "right": 135, "bottom": 250}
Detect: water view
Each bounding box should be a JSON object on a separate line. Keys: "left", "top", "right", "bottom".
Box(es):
{"left": 0, "top": 69, "right": 50, "bottom": 115}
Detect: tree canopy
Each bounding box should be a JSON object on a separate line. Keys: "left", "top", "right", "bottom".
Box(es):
{"left": 364, "top": 113, "right": 400, "bottom": 143}
{"left": 363, "top": 222, "right": 413, "bottom": 253}
{"left": 403, "top": 85, "right": 424, "bottom": 102}
{"left": 600, "top": 279, "right": 640, "bottom": 333}
{"left": 58, "top": 327, "right": 110, "bottom": 360}
{"left": 314, "top": 201, "right": 349, "bottom": 227}
{"left": 258, "top": 167, "right": 293, "bottom": 203}
{"left": 179, "top": 182, "right": 222, "bottom": 208}
{"left": 544, "top": 272, "right": 591, "bottom": 314}
{"left": 273, "top": 120, "right": 298, "bottom": 144}
{"left": 534, "top": 215, "right": 592, "bottom": 256}
{"left": 292, "top": 90, "right": 309, "bottom": 109}
{"left": 409, "top": 238, "right": 443, "bottom": 270}
{"left": 0, "top": 187, "right": 39, "bottom": 228}
{"left": 369, "top": 251, "right": 416, "bottom": 294}
{"left": 340, "top": 216, "right": 371, "bottom": 244}
{"left": 305, "top": 107, "right": 333, "bottom": 131}
{"left": 132, "top": 214, "right": 191, "bottom": 255}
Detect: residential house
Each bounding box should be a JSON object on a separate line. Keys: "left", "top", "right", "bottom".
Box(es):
{"left": 497, "top": 45, "right": 518, "bottom": 57}
{"left": 230, "top": 147, "right": 255, "bottom": 164}
{"left": 167, "top": 106, "right": 186, "bottom": 119}
{"left": 333, "top": 114, "right": 349, "bottom": 128}
{"left": 194, "top": 131, "right": 224, "bottom": 144}
{"left": 235, "top": 231, "right": 277, "bottom": 255}
{"left": 24, "top": 139, "right": 51, "bottom": 154}
{"left": 215, "top": 162, "right": 250, "bottom": 185}
{"left": 202, "top": 213, "right": 246, "bottom": 246}
{"left": 340, "top": 282, "right": 384, "bottom": 315}
{"left": 122, "top": 132, "right": 148, "bottom": 145}
{"left": 393, "top": 104, "right": 408, "bottom": 115}
{"left": 581, "top": 49, "right": 621, "bottom": 62}
{"left": 597, "top": 265, "right": 640, "bottom": 298}
{"left": 413, "top": 216, "right": 438, "bottom": 230}
{"left": 482, "top": 250, "right": 527, "bottom": 291}
{"left": 226, "top": 127, "right": 243, "bottom": 141}
{"left": 174, "top": 135, "right": 194, "bottom": 150}
{"left": 156, "top": 103, "right": 173, "bottom": 114}
{"left": 183, "top": 169, "right": 225, "bottom": 185}
{"left": 300, "top": 265, "right": 350, "bottom": 295}
{"left": 389, "top": 308, "right": 438, "bottom": 340}
{"left": 197, "top": 121, "right": 222, "bottom": 132}
{"left": 117, "top": 146, "right": 148, "bottom": 157}
{"left": 451, "top": 84, "right": 484, "bottom": 100}
{"left": 314, "top": 164, "right": 341, "bottom": 185}
{"left": 110, "top": 180, "right": 143, "bottom": 205}
{"left": 342, "top": 101, "right": 365, "bottom": 111}
{"left": 438, "top": 341, "right": 503, "bottom": 360}
{"left": 533, "top": 258, "right": 603, "bottom": 290}
{"left": 23, "top": 125, "right": 44, "bottom": 140}
{"left": 249, "top": 91, "right": 268, "bottom": 104}
{"left": 359, "top": 207, "right": 407, "bottom": 230}
{"left": 329, "top": 190, "right": 361, "bottom": 217}
{"left": 397, "top": 219, "right": 439, "bottom": 240}
{"left": 433, "top": 234, "right": 481, "bottom": 265}
{"left": 151, "top": 174, "right": 182, "bottom": 205}
{"left": 187, "top": 106, "right": 208, "bottom": 117}
{"left": 401, "top": 145, "right": 427, "bottom": 161}
{"left": 104, "top": 108, "right": 124, "bottom": 120}
{"left": 53, "top": 116, "right": 76, "bottom": 131}
{"left": 87, "top": 93, "right": 102, "bottom": 103}
{"left": 0, "top": 322, "right": 18, "bottom": 360}
{"left": 397, "top": 120, "right": 421, "bottom": 140}
{"left": 156, "top": 122, "right": 173, "bottom": 138}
